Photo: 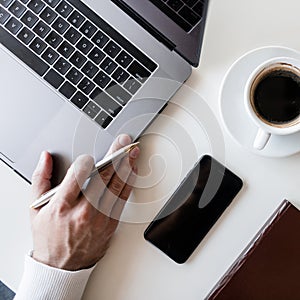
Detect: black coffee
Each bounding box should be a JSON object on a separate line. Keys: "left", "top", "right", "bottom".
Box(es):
{"left": 253, "top": 69, "right": 300, "bottom": 124}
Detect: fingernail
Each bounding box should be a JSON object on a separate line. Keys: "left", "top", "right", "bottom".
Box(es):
{"left": 130, "top": 147, "right": 140, "bottom": 159}
{"left": 118, "top": 134, "right": 131, "bottom": 147}
{"left": 36, "top": 151, "right": 47, "bottom": 170}
{"left": 39, "top": 151, "right": 47, "bottom": 163}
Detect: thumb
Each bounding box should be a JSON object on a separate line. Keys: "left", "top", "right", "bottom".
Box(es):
{"left": 31, "top": 151, "right": 53, "bottom": 203}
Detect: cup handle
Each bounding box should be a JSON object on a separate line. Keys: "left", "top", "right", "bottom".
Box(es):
{"left": 253, "top": 128, "right": 271, "bottom": 150}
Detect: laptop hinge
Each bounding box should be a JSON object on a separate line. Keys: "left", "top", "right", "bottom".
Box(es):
{"left": 111, "top": 0, "right": 176, "bottom": 51}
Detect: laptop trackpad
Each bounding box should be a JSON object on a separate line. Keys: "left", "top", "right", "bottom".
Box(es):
{"left": 0, "top": 47, "right": 113, "bottom": 182}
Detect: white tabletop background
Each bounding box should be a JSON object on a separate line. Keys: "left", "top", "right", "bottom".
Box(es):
{"left": 1, "top": 0, "right": 300, "bottom": 299}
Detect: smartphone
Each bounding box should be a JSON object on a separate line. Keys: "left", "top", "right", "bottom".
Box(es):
{"left": 144, "top": 155, "right": 243, "bottom": 264}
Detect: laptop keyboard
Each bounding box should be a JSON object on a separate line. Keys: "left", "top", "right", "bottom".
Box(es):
{"left": 149, "top": 0, "right": 204, "bottom": 32}
{"left": 0, "top": 0, "right": 158, "bottom": 129}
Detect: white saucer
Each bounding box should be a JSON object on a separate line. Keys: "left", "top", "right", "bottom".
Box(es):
{"left": 220, "top": 46, "right": 300, "bottom": 158}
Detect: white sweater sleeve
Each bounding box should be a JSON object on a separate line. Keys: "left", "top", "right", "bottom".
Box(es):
{"left": 14, "top": 255, "right": 95, "bottom": 300}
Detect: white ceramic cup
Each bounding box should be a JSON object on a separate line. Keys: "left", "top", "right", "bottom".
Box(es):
{"left": 244, "top": 57, "right": 300, "bottom": 150}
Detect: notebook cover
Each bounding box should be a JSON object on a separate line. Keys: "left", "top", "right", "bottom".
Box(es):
{"left": 206, "top": 200, "right": 300, "bottom": 300}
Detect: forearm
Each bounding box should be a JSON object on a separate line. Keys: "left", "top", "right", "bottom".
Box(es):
{"left": 14, "top": 255, "right": 95, "bottom": 300}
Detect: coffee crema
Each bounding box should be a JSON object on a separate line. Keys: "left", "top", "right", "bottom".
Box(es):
{"left": 250, "top": 63, "right": 300, "bottom": 128}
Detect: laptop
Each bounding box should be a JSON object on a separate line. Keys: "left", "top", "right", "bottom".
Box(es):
{"left": 0, "top": 0, "right": 209, "bottom": 184}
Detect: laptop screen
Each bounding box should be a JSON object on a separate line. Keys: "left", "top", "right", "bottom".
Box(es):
{"left": 111, "top": 0, "right": 209, "bottom": 66}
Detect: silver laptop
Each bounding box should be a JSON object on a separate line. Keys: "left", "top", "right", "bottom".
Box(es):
{"left": 0, "top": 0, "right": 209, "bottom": 184}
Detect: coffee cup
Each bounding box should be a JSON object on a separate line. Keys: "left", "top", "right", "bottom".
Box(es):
{"left": 244, "top": 57, "right": 300, "bottom": 150}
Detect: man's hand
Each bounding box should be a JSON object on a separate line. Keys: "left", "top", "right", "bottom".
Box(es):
{"left": 30, "top": 134, "right": 139, "bottom": 271}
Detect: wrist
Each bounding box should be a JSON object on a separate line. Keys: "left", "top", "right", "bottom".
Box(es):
{"left": 32, "top": 249, "right": 98, "bottom": 271}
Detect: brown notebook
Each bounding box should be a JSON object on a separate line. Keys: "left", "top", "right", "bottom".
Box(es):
{"left": 206, "top": 200, "right": 300, "bottom": 300}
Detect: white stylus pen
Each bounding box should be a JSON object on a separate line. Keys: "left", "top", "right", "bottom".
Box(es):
{"left": 30, "top": 142, "right": 139, "bottom": 209}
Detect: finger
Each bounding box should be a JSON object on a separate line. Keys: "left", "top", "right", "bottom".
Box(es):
{"left": 83, "top": 163, "right": 130, "bottom": 216}
{"left": 128, "top": 146, "right": 140, "bottom": 168}
{"left": 81, "top": 171, "right": 107, "bottom": 212}
{"left": 53, "top": 155, "right": 94, "bottom": 207}
{"left": 119, "top": 166, "right": 138, "bottom": 200}
{"left": 82, "top": 136, "right": 139, "bottom": 213}
{"left": 31, "top": 151, "right": 53, "bottom": 202}
{"left": 80, "top": 134, "right": 132, "bottom": 210}
{"left": 97, "top": 154, "right": 135, "bottom": 217}
{"left": 99, "top": 143, "right": 139, "bottom": 188}
{"left": 106, "top": 134, "right": 132, "bottom": 156}
{"left": 99, "top": 134, "right": 132, "bottom": 187}
{"left": 110, "top": 170, "right": 137, "bottom": 221}
{"left": 99, "top": 147, "right": 139, "bottom": 215}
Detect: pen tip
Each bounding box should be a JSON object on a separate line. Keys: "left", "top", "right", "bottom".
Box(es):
{"left": 126, "top": 142, "right": 140, "bottom": 152}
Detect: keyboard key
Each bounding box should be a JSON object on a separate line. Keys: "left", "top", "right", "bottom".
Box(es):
{"left": 33, "top": 20, "right": 50, "bottom": 38}
{"left": 95, "top": 110, "right": 112, "bottom": 128}
{"left": 21, "top": 10, "right": 38, "bottom": 28}
{"left": 69, "top": 50, "right": 86, "bottom": 68}
{"left": 29, "top": 36, "right": 46, "bottom": 54}
{"left": 20, "top": 0, "right": 29, "bottom": 3}
{"left": 88, "top": 47, "right": 105, "bottom": 65}
{"left": 83, "top": 101, "right": 100, "bottom": 118}
{"left": 54, "top": 57, "right": 70, "bottom": 74}
{"left": 28, "top": 0, "right": 45, "bottom": 14}
{"left": 127, "top": 61, "right": 150, "bottom": 83}
{"left": 178, "top": 5, "right": 200, "bottom": 26}
{"left": 76, "top": 36, "right": 92, "bottom": 54}
{"left": 52, "top": 17, "right": 69, "bottom": 34}
{"left": 67, "top": 10, "right": 84, "bottom": 28}
{"left": 0, "top": 26, "right": 49, "bottom": 75}
{"left": 55, "top": 0, "right": 73, "bottom": 17}
{"left": 42, "top": 0, "right": 59, "bottom": 8}
{"left": 112, "top": 67, "right": 129, "bottom": 84}
{"left": 5, "top": 17, "right": 22, "bottom": 34}
{"left": 124, "top": 46, "right": 157, "bottom": 73}
{"left": 103, "top": 40, "right": 121, "bottom": 58}
{"left": 9, "top": 1, "right": 26, "bottom": 18}
{"left": 167, "top": 0, "right": 184, "bottom": 11}
{"left": 66, "top": 67, "right": 83, "bottom": 84}
{"left": 90, "top": 88, "right": 121, "bottom": 117}
{"left": 64, "top": 27, "right": 81, "bottom": 44}
{"left": 17, "top": 26, "right": 34, "bottom": 44}
{"left": 92, "top": 30, "right": 108, "bottom": 48}
{"left": 0, "top": 7, "right": 10, "bottom": 24}
{"left": 78, "top": 77, "right": 95, "bottom": 95}
{"left": 71, "top": 91, "right": 88, "bottom": 109}
{"left": 93, "top": 70, "right": 110, "bottom": 88}
{"left": 41, "top": 46, "right": 58, "bottom": 64}
{"left": 106, "top": 80, "right": 131, "bottom": 105}
{"left": 80, "top": 20, "right": 96, "bottom": 38}
{"left": 45, "top": 30, "right": 62, "bottom": 48}
{"left": 81, "top": 61, "right": 99, "bottom": 78}
{"left": 57, "top": 40, "right": 74, "bottom": 58}
{"left": 59, "top": 81, "right": 76, "bottom": 99}
{"left": 40, "top": 7, "right": 57, "bottom": 24}
{"left": 44, "top": 68, "right": 64, "bottom": 88}
{"left": 115, "top": 50, "right": 133, "bottom": 68}
{"left": 100, "top": 57, "right": 117, "bottom": 75}
{"left": 124, "top": 77, "right": 141, "bottom": 95}
{"left": 193, "top": 1, "right": 204, "bottom": 16}
{"left": 0, "top": 0, "right": 13, "bottom": 8}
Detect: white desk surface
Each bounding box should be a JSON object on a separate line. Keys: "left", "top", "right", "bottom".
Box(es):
{"left": 1, "top": 0, "right": 300, "bottom": 298}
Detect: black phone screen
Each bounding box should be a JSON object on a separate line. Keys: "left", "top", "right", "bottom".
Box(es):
{"left": 144, "top": 155, "right": 243, "bottom": 264}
